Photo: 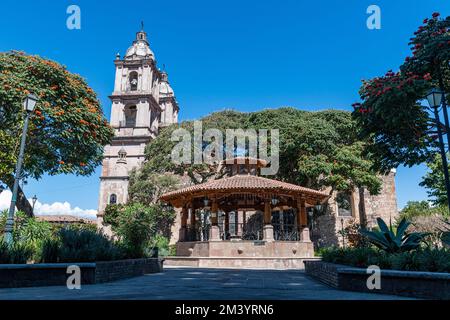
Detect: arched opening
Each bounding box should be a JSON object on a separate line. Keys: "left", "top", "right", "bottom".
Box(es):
{"left": 109, "top": 194, "right": 117, "bottom": 205}
{"left": 124, "top": 105, "right": 137, "bottom": 127}
{"left": 337, "top": 192, "right": 353, "bottom": 217}
{"left": 129, "top": 71, "right": 138, "bottom": 91}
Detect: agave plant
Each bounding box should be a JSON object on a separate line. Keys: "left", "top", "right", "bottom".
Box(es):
{"left": 360, "top": 218, "right": 428, "bottom": 253}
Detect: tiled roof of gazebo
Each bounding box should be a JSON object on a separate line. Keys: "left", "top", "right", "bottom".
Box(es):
{"left": 160, "top": 175, "right": 329, "bottom": 202}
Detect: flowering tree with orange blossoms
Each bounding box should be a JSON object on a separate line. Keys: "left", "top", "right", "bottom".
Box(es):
{"left": 0, "top": 51, "right": 113, "bottom": 215}
{"left": 353, "top": 13, "right": 450, "bottom": 172}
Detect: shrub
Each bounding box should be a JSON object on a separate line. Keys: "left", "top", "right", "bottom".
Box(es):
{"left": 169, "top": 245, "right": 177, "bottom": 257}
{"left": 360, "top": 218, "right": 428, "bottom": 253}
{"left": 0, "top": 240, "right": 33, "bottom": 264}
{"left": 149, "top": 235, "right": 170, "bottom": 257}
{"left": 57, "top": 228, "right": 123, "bottom": 263}
{"left": 415, "top": 248, "right": 450, "bottom": 272}
{"left": 0, "top": 240, "right": 9, "bottom": 263}
{"left": 39, "top": 238, "right": 60, "bottom": 263}
{"left": 321, "top": 247, "right": 384, "bottom": 268}
{"left": 9, "top": 242, "right": 33, "bottom": 264}
{"left": 104, "top": 203, "right": 167, "bottom": 258}
{"left": 320, "top": 246, "right": 450, "bottom": 272}
{"left": 389, "top": 251, "right": 422, "bottom": 271}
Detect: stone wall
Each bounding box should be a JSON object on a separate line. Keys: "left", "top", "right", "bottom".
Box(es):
{"left": 304, "top": 260, "right": 450, "bottom": 299}
{"left": 303, "top": 260, "right": 343, "bottom": 288}
{"left": 0, "top": 259, "right": 163, "bottom": 289}
{"left": 313, "top": 171, "right": 399, "bottom": 248}
{"left": 176, "top": 241, "right": 314, "bottom": 258}
{"left": 95, "top": 258, "right": 163, "bottom": 283}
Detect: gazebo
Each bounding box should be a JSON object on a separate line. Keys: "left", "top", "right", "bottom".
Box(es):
{"left": 160, "top": 157, "right": 330, "bottom": 268}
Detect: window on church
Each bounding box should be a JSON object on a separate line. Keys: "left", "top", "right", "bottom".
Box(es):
{"left": 129, "top": 72, "right": 138, "bottom": 91}
{"left": 109, "top": 194, "right": 117, "bottom": 205}
{"left": 337, "top": 192, "right": 353, "bottom": 217}
{"left": 124, "top": 105, "right": 137, "bottom": 127}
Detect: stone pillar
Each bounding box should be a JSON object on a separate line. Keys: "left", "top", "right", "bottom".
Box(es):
{"left": 263, "top": 200, "right": 274, "bottom": 242}
{"left": 209, "top": 199, "right": 221, "bottom": 241}
{"left": 180, "top": 206, "right": 188, "bottom": 241}
{"left": 300, "top": 227, "right": 311, "bottom": 242}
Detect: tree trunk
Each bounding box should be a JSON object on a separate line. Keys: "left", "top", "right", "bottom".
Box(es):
{"left": 358, "top": 187, "right": 367, "bottom": 229}
{"left": 3, "top": 176, "right": 34, "bottom": 217}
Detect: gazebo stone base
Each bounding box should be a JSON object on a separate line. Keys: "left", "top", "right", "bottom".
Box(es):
{"left": 164, "top": 256, "right": 320, "bottom": 270}
{"left": 176, "top": 240, "right": 314, "bottom": 259}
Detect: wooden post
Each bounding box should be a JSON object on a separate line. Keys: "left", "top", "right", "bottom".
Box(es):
{"left": 180, "top": 206, "right": 188, "bottom": 241}
{"left": 225, "top": 211, "right": 229, "bottom": 238}
{"left": 297, "top": 199, "right": 307, "bottom": 227}
{"left": 211, "top": 199, "right": 218, "bottom": 226}
{"left": 190, "top": 202, "right": 196, "bottom": 227}
{"left": 181, "top": 206, "right": 188, "bottom": 228}
{"left": 264, "top": 200, "right": 272, "bottom": 225}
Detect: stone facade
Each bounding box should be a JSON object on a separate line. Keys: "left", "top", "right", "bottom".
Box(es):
{"left": 97, "top": 28, "right": 179, "bottom": 228}
{"left": 313, "top": 170, "right": 398, "bottom": 248}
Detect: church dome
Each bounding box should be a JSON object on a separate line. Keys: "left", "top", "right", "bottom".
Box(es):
{"left": 159, "top": 72, "right": 174, "bottom": 97}
{"left": 125, "top": 30, "right": 155, "bottom": 61}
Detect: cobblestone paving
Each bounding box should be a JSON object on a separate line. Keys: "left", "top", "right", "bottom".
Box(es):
{"left": 0, "top": 267, "right": 413, "bottom": 300}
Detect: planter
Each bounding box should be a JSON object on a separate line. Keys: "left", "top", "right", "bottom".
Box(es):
{"left": 304, "top": 260, "right": 450, "bottom": 300}
{"left": 0, "top": 258, "right": 163, "bottom": 289}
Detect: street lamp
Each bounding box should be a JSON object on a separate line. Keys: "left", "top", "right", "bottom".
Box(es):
{"left": 314, "top": 202, "right": 323, "bottom": 213}
{"left": 32, "top": 195, "right": 38, "bottom": 213}
{"left": 426, "top": 88, "right": 444, "bottom": 109}
{"left": 425, "top": 88, "right": 450, "bottom": 214}
{"left": 4, "top": 93, "right": 39, "bottom": 245}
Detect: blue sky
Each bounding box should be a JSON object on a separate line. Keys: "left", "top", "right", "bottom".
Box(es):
{"left": 1, "top": 0, "right": 448, "bottom": 217}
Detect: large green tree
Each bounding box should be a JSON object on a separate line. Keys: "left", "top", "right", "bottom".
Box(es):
{"left": 0, "top": 51, "right": 113, "bottom": 215}
{"left": 132, "top": 108, "right": 382, "bottom": 225}
{"left": 420, "top": 153, "right": 448, "bottom": 206}
{"left": 352, "top": 13, "right": 450, "bottom": 172}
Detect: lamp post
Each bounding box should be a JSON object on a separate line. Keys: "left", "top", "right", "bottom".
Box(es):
{"left": 32, "top": 195, "right": 38, "bottom": 213}
{"left": 4, "top": 93, "right": 39, "bottom": 245}
{"left": 426, "top": 88, "right": 450, "bottom": 214}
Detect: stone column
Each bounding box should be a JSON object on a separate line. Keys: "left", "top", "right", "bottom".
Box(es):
{"left": 209, "top": 199, "right": 221, "bottom": 241}
{"left": 263, "top": 199, "right": 274, "bottom": 242}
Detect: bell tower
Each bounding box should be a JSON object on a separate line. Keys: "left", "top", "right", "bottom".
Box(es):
{"left": 97, "top": 27, "right": 179, "bottom": 227}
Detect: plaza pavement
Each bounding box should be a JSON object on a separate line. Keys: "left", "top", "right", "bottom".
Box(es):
{"left": 0, "top": 267, "right": 413, "bottom": 300}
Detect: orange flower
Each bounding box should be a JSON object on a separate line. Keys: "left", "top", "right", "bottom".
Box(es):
{"left": 80, "top": 162, "right": 86, "bottom": 167}
{"left": 35, "top": 110, "right": 42, "bottom": 116}
{"left": 59, "top": 161, "right": 65, "bottom": 165}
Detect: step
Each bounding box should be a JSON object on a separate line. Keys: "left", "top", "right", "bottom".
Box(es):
{"left": 163, "top": 257, "right": 321, "bottom": 270}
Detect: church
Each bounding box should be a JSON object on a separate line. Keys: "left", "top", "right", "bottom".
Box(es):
{"left": 97, "top": 28, "right": 178, "bottom": 229}
{"left": 97, "top": 29, "right": 398, "bottom": 258}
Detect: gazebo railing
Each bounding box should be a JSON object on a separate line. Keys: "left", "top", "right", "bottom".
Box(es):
{"left": 272, "top": 223, "right": 300, "bottom": 241}
{"left": 224, "top": 223, "right": 264, "bottom": 241}
{"left": 185, "top": 225, "right": 212, "bottom": 242}
{"left": 184, "top": 223, "right": 301, "bottom": 241}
